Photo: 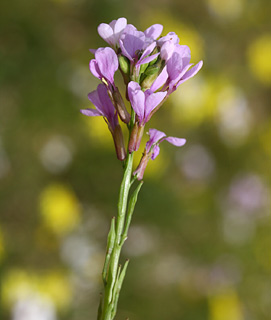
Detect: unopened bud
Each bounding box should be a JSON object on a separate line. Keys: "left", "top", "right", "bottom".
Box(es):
{"left": 113, "top": 125, "right": 126, "bottom": 161}
{"left": 148, "top": 54, "right": 159, "bottom": 66}
{"left": 140, "top": 62, "right": 149, "bottom": 74}
{"left": 128, "top": 123, "right": 144, "bottom": 152}
{"left": 112, "top": 88, "right": 131, "bottom": 124}
{"left": 118, "top": 55, "right": 130, "bottom": 75}
{"left": 118, "top": 55, "right": 130, "bottom": 84}
{"left": 141, "top": 71, "right": 160, "bottom": 90}
{"left": 145, "top": 64, "right": 160, "bottom": 76}
{"left": 141, "top": 60, "right": 163, "bottom": 90}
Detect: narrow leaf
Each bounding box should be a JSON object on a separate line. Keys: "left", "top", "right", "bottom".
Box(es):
{"left": 111, "top": 260, "right": 129, "bottom": 318}
{"left": 97, "top": 293, "right": 103, "bottom": 320}
{"left": 102, "top": 217, "right": 116, "bottom": 285}
{"left": 121, "top": 181, "right": 143, "bottom": 245}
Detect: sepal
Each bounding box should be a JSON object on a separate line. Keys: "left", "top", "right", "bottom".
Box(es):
{"left": 128, "top": 123, "right": 144, "bottom": 152}
{"left": 112, "top": 88, "right": 131, "bottom": 123}
{"left": 113, "top": 125, "right": 127, "bottom": 161}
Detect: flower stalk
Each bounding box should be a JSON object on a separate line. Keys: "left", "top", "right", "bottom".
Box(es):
{"left": 99, "top": 151, "right": 143, "bottom": 320}
{"left": 80, "top": 17, "right": 202, "bottom": 320}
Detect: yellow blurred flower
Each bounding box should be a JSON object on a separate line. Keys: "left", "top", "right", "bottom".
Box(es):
{"left": 83, "top": 116, "right": 112, "bottom": 146}
{"left": 171, "top": 76, "right": 211, "bottom": 126}
{"left": 39, "top": 183, "right": 80, "bottom": 236}
{"left": 209, "top": 288, "right": 243, "bottom": 320}
{"left": 2, "top": 269, "right": 72, "bottom": 311}
{"left": 207, "top": 0, "right": 244, "bottom": 19}
{"left": 247, "top": 34, "right": 271, "bottom": 86}
{"left": 2, "top": 269, "right": 32, "bottom": 307}
{"left": 38, "top": 271, "right": 72, "bottom": 310}
{"left": 171, "top": 75, "right": 232, "bottom": 127}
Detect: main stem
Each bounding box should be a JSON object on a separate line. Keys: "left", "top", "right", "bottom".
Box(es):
{"left": 100, "top": 152, "right": 134, "bottom": 320}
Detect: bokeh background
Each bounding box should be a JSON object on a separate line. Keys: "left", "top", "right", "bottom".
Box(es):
{"left": 0, "top": 0, "right": 271, "bottom": 319}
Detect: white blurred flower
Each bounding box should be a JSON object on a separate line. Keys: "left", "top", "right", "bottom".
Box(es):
{"left": 229, "top": 173, "right": 269, "bottom": 213}
{"left": 177, "top": 144, "right": 215, "bottom": 181}
{"left": 123, "top": 225, "right": 158, "bottom": 257}
{"left": 222, "top": 210, "right": 255, "bottom": 245}
{"left": 39, "top": 136, "right": 73, "bottom": 173}
{"left": 217, "top": 87, "right": 252, "bottom": 146}
{"left": 12, "top": 295, "right": 56, "bottom": 320}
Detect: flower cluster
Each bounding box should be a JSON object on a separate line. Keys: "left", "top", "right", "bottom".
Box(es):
{"left": 81, "top": 18, "right": 203, "bottom": 180}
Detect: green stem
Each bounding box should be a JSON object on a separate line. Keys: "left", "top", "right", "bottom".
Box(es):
{"left": 99, "top": 74, "right": 142, "bottom": 320}
{"left": 100, "top": 152, "right": 135, "bottom": 320}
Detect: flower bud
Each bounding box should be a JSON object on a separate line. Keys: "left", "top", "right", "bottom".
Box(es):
{"left": 128, "top": 123, "right": 144, "bottom": 152}
{"left": 140, "top": 62, "right": 149, "bottom": 74}
{"left": 112, "top": 87, "right": 131, "bottom": 124}
{"left": 118, "top": 55, "right": 130, "bottom": 84}
{"left": 113, "top": 124, "right": 126, "bottom": 161}
{"left": 140, "top": 60, "right": 164, "bottom": 90}
{"left": 141, "top": 70, "right": 160, "bottom": 90}
{"left": 118, "top": 55, "right": 130, "bottom": 75}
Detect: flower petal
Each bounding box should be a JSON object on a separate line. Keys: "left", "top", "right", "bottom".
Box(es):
{"left": 168, "top": 63, "right": 193, "bottom": 92}
{"left": 146, "top": 128, "right": 166, "bottom": 153}
{"left": 97, "top": 23, "right": 114, "bottom": 46}
{"left": 177, "top": 60, "right": 203, "bottom": 87}
{"left": 151, "top": 144, "right": 160, "bottom": 160}
{"left": 167, "top": 51, "right": 184, "bottom": 81}
{"left": 164, "top": 136, "right": 186, "bottom": 147}
{"left": 127, "top": 81, "right": 145, "bottom": 123}
{"left": 120, "top": 30, "right": 145, "bottom": 61}
{"left": 160, "top": 41, "right": 176, "bottom": 61}
{"left": 138, "top": 42, "right": 156, "bottom": 62}
{"left": 95, "top": 47, "right": 118, "bottom": 84}
{"left": 145, "top": 91, "right": 167, "bottom": 122}
{"left": 89, "top": 59, "right": 101, "bottom": 80}
{"left": 174, "top": 45, "right": 191, "bottom": 65}
{"left": 88, "top": 87, "right": 103, "bottom": 113}
{"left": 123, "top": 24, "right": 137, "bottom": 35}
{"left": 97, "top": 84, "right": 115, "bottom": 119}
{"left": 80, "top": 108, "right": 102, "bottom": 117}
{"left": 89, "top": 48, "right": 97, "bottom": 54}
{"left": 137, "top": 53, "right": 160, "bottom": 67}
{"left": 144, "top": 24, "right": 163, "bottom": 40}
{"left": 157, "top": 32, "right": 179, "bottom": 47}
{"left": 119, "top": 39, "right": 133, "bottom": 61}
{"left": 112, "top": 17, "right": 127, "bottom": 44}
{"left": 150, "top": 66, "right": 168, "bottom": 92}
{"left": 112, "top": 17, "right": 127, "bottom": 33}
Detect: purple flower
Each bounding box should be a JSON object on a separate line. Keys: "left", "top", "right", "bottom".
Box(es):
{"left": 151, "top": 45, "right": 203, "bottom": 94}
{"left": 127, "top": 82, "right": 166, "bottom": 152}
{"left": 80, "top": 84, "right": 126, "bottom": 160}
{"left": 134, "top": 128, "right": 186, "bottom": 180}
{"left": 89, "top": 47, "right": 119, "bottom": 88}
{"left": 128, "top": 82, "right": 167, "bottom": 125}
{"left": 80, "top": 84, "right": 118, "bottom": 133}
{"left": 144, "top": 24, "right": 163, "bottom": 40}
{"left": 119, "top": 26, "right": 160, "bottom": 69}
{"left": 157, "top": 32, "right": 179, "bottom": 47}
{"left": 158, "top": 32, "right": 180, "bottom": 61}
{"left": 97, "top": 18, "right": 127, "bottom": 48}
{"left": 146, "top": 128, "right": 186, "bottom": 160}
{"left": 144, "top": 23, "right": 163, "bottom": 46}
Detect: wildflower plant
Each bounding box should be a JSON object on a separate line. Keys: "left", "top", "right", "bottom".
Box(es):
{"left": 80, "top": 17, "right": 203, "bottom": 320}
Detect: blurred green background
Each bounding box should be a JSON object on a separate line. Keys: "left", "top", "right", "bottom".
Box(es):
{"left": 0, "top": 0, "right": 270, "bottom": 319}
